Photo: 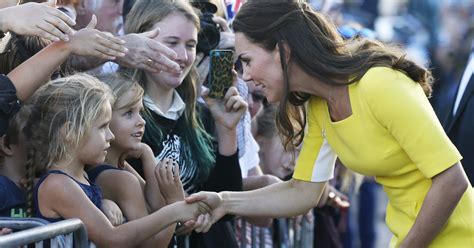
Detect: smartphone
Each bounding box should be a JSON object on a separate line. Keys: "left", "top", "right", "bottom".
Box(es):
{"left": 207, "top": 49, "right": 234, "bottom": 99}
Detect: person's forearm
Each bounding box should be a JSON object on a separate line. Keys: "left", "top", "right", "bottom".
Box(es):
{"left": 65, "top": 54, "right": 106, "bottom": 72}
{"left": 401, "top": 164, "right": 468, "bottom": 247}
{"left": 0, "top": 9, "right": 9, "bottom": 33}
{"left": 107, "top": 203, "right": 181, "bottom": 247}
{"left": 221, "top": 179, "right": 325, "bottom": 218}
{"left": 142, "top": 154, "right": 166, "bottom": 211}
{"left": 7, "top": 41, "right": 71, "bottom": 101}
{"left": 215, "top": 124, "right": 237, "bottom": 156}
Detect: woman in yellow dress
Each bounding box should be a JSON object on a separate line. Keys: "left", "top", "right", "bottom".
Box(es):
{"left": 187, "top": 1, "right": 474, "bottom": 247}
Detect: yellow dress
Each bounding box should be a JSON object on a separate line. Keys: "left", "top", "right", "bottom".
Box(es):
{"left": 293, "top": 67, "right": 474, "bottom": 247}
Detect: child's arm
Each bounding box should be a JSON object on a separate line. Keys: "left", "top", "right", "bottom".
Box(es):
{"left": 139, "top": 144, "right": 167, "bottom": 212}
{"left": 0, "top": 0, "right": 75, "bottom": 42}
{"left": 121, "top": 162, "right": 146, "bottom": 187}
{"left": 117, "top": 143, "right": 175, "bottom": 247}
{"left": 118, "top": 143, "right": 166, "bottom": 211}
{"left": 6, "top": 16, "right": 127, "bottom": 101}
{"left": 40, "top": 174, "right": 209, "bottom": 247}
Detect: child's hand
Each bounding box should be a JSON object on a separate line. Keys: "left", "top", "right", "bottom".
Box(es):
{"left": 101, "top": 199, "right": 125, "bottom": 226}
{"left": 172, "top": 201, "right": 211, "bottom": 223}
{"left": 0, "top": 227, "right": 12, "bottom": 235}
{"left": 0, "top": 0, "right": 75, "bottom": 42}
{"left": 155, "top": 158, "right": 185, "bottom": 204}
{"left": 67, "top": 15, "right": 127, "bottom": 60}
{"left": 118, "top": 143, "right": 153, "bottom": 169}
{"left": 176, "top": 215, "right": 214, "bottom": 236}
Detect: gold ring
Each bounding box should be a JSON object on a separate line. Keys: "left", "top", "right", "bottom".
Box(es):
{"left": 146, "top": 58, "right": 154, "bottom": 67}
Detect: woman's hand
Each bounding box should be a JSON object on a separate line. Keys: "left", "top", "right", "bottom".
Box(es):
{"left": 155, "top": 158, "right": 185, "bottom": 204}
{"left": 0, "top": 0, "right": 75, "bottom": 42}
{"left": 171, "top": 201, "right": 211, "bottom": 224}
{"left": 66, "top": 15, "right": 127, "bottom": 60}
{"left": 116, "top": 28, "right": 181, "bottom": 73}
{"left": 212, "top": 16, "right": 235, "bottom": 50}
{"left": 185, "top": 191, "right": 225, "bottom": 233}
{"left": 204, "top": 84, "right": 248, "bottom": 131}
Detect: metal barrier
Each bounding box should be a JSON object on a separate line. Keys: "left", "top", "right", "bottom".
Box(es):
{"left": 238, "top": 215, "right": 314, "bottom": 248}
{"left": 0, "top": 218, "right": 88, "bottom": 248}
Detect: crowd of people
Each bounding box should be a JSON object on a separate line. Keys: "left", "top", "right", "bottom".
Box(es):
{"left": 0, "top": 0, "right": 473, "bottom": 248}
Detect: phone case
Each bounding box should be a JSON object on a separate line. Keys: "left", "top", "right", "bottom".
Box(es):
{"left": 207, "top": 49, "right": 234, "bottom": 99}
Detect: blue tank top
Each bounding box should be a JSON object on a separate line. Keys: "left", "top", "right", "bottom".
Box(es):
{"left": 34, "top": 170, "right": 103, "bottom": 223}
{"left": 86, "top": 164, "right": 121, "bottom": 183}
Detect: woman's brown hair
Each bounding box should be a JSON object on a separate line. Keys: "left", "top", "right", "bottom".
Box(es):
{"left": 233, "top": 0, "right": 433, "bottom": 152}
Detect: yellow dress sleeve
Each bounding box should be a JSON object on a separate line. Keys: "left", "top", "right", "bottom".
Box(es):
{"left": 293, "top": 98, "right": 337, "bottom": 182}
{"left": 361, "top": 67, "right": 462, "bottom": 178}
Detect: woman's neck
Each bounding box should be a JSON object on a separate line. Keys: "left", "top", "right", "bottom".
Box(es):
{"left": 290, "top": 63, "right": 342, "bottom": 102}
{"left": 145, "top": 78, "right": 176, "bottom": 113}
{"left": 290, "top": 63, "right": 351, "bottom": 121}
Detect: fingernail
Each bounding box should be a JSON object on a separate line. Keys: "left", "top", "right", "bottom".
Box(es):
{"left": 123, "top": 47, "right": 129, "bottom": 53}
{"left": 62, "top": 35, "right": 69, "bottom": 41}
{"left": 118, "top": 52, "right": 126, "bottom": 57}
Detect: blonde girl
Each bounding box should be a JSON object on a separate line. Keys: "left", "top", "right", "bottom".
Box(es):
{"left": 25, "top": 74, "right": 209, "bottom": 247}
{"left": 87, "top": 73, "right": 188, "bottom": 247}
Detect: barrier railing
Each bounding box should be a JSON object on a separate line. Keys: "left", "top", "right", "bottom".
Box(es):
{"left": 237, "top": 215, "right": 314, "bottom": 248}
{"left": 0, "top": 218, "right": 88, "bottom": 248}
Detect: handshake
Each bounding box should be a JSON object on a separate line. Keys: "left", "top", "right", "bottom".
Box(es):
{"left": 171, "top": 192, "right": 223, "bottom": 234}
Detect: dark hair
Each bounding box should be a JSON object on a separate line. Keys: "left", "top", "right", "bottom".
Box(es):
{"left": 233, "top": 0, "right": 433, "bottom": 152}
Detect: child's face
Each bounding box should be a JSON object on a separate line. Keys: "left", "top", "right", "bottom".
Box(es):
{"left": 110, "top": 90, "right": 145, "bottom": 152}
{"left": 258, "top": 135, "right": 296, "bottom": 179}
{"left": 78, "top": 102, "right": 115, "bottom": 166}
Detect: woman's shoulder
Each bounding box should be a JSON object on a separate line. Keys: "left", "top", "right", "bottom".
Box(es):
{"left": 357, "top": 66, "right": 419, "bottom": 97}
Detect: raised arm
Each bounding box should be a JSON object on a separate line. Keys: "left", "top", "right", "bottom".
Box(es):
{"left": 67, "top": 28, "right": 182, "bottom": 73}
{"left": 7, "top": 16, "right": 127, "bottom": 101}
{"left": 0, "top": 0, "right": 75, "bottom": 42}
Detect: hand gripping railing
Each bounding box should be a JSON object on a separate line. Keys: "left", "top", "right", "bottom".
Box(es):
{"left": 0, "top": 218, "right": 88, "bottom": 248}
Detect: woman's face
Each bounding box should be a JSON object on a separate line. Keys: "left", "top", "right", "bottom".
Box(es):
{"left": 145, "top": 12, "right": 198, "bottom": 90}
{"left": 236, "top": 33, "right": 284, "bottom": 103}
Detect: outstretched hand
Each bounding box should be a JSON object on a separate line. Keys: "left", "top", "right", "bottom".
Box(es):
{"left": 185, "top": 191, "right": 226, "bottom": 233}
{"left": 116, "top": 28, "right": 181, "bottom": 73}
{"left": 67, "top": 15, "right": 127, "bottom": 60}
{"left": 0, "top": 0, "right": 75, "bottom": 42}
